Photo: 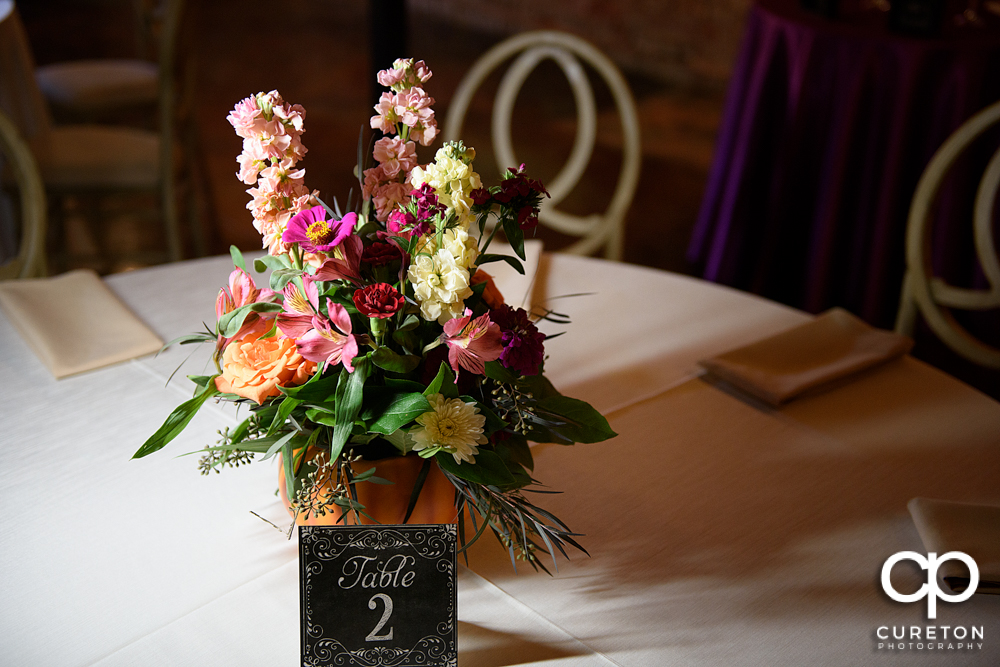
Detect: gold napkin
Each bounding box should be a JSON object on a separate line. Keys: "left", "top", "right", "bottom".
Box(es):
{"left": 0, "top": 269, "right": 163, "bottom": 378}
{"left": 698, "top": 308, "right": 913, "bottom": 406}
{"left": 908, "top": 497, "right": 1000, "bottom": 594}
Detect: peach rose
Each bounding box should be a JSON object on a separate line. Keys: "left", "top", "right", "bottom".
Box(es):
{"left": 215, "top": 333, "right": 316, "bottom": 405}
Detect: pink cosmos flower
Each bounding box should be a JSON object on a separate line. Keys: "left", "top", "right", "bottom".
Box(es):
{"left": 296, "top": 300, "right": 358, "bottom": 373}
{"left": 441, "top": 309, "right": 503, "bottom": 377}
{"left": 282, "top": 206, "right": 356, "bottom": 254}
{"left": 372, "top": 137, "right": 417, "bottom": 179}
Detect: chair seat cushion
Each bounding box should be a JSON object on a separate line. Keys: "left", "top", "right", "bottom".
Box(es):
{"left": 44, "top": 125, "right": 159, "bottom": 190}
{"left": 35, "top": 60, "right": 158, "bottom": 111}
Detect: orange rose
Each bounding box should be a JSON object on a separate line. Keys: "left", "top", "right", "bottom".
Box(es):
{"left": 470, "top": 268, "right": 505, "bottom": 309}
{"left": 215, "top": 333, "right": 316, "bottom": 405}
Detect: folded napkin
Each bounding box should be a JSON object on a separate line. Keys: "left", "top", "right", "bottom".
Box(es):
{"left": 0, "top": 269, "right": 163, "bottom": 378}
{"left": 698, "top": 308, "right": 913, "bottom": 406}
{"left": 908, "top": 497, "right": 1000, "bottom": 594}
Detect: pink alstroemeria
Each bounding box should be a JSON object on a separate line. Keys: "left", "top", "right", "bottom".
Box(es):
{"left": 276, "top": 276, "right": 320, "bottom": 339}
{"left": 313, "top": 234, "right": 363, "bottom": 284}
{"left": 441, "top": 309, "right": 503, "bottom": 377}
{"left": 215, "top": 269, "right": 275, "bottom": 348}
{"left": 297, "top": 300, "right": 358, "bottom": 373}
{"left": 282, "top": 206, "right": 356, "bottom": 254}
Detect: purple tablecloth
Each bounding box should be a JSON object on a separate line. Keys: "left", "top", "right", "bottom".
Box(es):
{"left": 689, "top": 0, "right": 1000, "bottom": 329}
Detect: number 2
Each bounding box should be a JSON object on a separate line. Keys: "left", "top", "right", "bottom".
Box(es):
{"left": 365, "top": 593, "right": 394, "bottom": 641}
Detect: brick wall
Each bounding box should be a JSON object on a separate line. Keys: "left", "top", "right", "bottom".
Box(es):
{"left": 409, "top": 0, "right": 752, "bottom": 91}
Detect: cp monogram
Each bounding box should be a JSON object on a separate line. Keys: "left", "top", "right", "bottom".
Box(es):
{"left": 881, "top": 551, "right": 979, "bottom": 619}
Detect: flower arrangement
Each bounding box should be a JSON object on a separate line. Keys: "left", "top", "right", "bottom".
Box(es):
{"left": 134, "top": 59, "right": 615, "bottom": 570}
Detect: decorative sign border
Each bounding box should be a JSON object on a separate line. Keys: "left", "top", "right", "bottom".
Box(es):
{"left": 299, "top": 524, "right": 457, "bottom": 667}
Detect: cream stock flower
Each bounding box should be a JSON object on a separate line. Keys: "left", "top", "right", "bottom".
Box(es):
{"left": 408, "top": 228, "right": 478, "bottom": 323}
{"left": 409, "top": 146, "right": 481, "bottom": 229}
{"left": 410, "top": 394, "right": 487, "bottom": 464}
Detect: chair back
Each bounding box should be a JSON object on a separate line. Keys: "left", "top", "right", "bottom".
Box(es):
{"left": 895, "top": 101, "right": 1000, "bottom": 369}
{"left": 444, "top": 30, "right": 641, "bottom": 260}
{"left": 0, "top": 109, "right": 47, "bottom": 280}
{"left": 0, "top": 4, "right": 53, "bottom": 161}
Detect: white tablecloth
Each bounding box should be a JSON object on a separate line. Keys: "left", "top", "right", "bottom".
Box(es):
{"left": 2, "top": 253, "right": 998, "bottom": 665}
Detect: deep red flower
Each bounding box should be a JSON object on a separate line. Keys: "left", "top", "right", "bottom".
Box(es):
{"left": 490, "top": 304, "right": 545, "bottom": 375}
{"left": 362, "top": 242, "right": 401, "bottom": 266}
{"left": 470, "top": 187, "right": 492, "bottom": 207}
{"left": 353, "top": 283, "right": 404, "bottom": 319}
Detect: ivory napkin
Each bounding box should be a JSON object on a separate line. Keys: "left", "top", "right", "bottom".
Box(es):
{"left": 0, "top": 269, "right": 163, "bottom": 378}
{"left": 698, "top": 308, "right": 913, "bottom": 406}
{"left": 908, "top": 498, "right": 1000, "bottom": 594}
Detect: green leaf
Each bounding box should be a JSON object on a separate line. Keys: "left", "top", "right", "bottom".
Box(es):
{"left": 476, "top": 253, "right": 524, "bottom": 274}
{"left": 254, "top": 254, "right": 289, "bottom": 274}
{"left": 495, "top": 434, "right": 534, "bottom": 471}
{"left": 187, "top": 374, "right": 214, "bottom": 389}
{"left": 229, "top": 245, "right": 246, "bottom": 271}
{"left": 484, "top": 360, "right": 517, "bottom": 384}
{"left": 367, "top": 392, "right": 431, "bottom": 435}
{"left": 217, "top": 301, "right": 283, "bottom": 338}
{"left": 423, "top": 362, "right": 459, "bottom": 400}
{"left": 162, "top": 332, "right": 214, "bottom": 350}
{"left": 133, "top": 381, "right": 219, "bottom": 458}
{"left": 396, "top": 314, "right": 420, "bottom": 332}
{"left": 383, "top": 429, "right": 416, "bottom": 454}
{"left": 501, "top": 215, "right": 526, "bottom": 260}
{"left": 384, "top": 378, "right": 426, "bottom": 393}
{"left": 436, "top": 449, "right": 516, "bottom": 487}
{"left": 269, "top": 267, "right": 301, "bottom": 292}
{"left": 267, "top": 397, "right": 301, "bottom": 436}
{"left": 331, "top": 356, "right": 369, "bottom": 462}
{"left": 280, "top": 372, "right": 340, "bottom": 403}
{"left": 517, "top": 373, "right": 561, "bottom": 401}
{"left": 535, "top": 395, "right": 617, "bottom": 444}
{"left": 262, "top": 428, "right": 300, "bottom": 460}
{"left": 371, "top": 346, "right": 421, "bottom": 374}
{"left": 305, "top": 408, "right": 337, "bottom": 427}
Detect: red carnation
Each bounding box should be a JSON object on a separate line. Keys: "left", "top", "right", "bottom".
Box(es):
{"left": 353, "top": 283, "right": 404, "bottom": 319}
{"left": 362, "top": 242, "right": 401, "bottom": 266}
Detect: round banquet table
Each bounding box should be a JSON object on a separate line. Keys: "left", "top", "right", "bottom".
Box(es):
{"left": 1, "top": 253, "right": 999, "bottom": 666}
{"left": 688, "top": 0, "right": 1000, "bottom": 329}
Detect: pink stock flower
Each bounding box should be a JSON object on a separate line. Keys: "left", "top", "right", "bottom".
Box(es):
{"left": 372, "top": 181, "right": 411, "bottom": 222}
{"left": 362, "top": 164, "right": 387, "bottom": 201}
{"left": 441, "top": 309, "right": 503, "bottom": 377}
{"left": 227, "top": 96, "right": 264, "bottom": 139}
{"left": 372, "top": 137, "right": 418, "bottom": 178}
{"left": 313, "top": 234, "right": 363, "bottom": 284}
{"left": 296, "top": 300, "right": 358, "bottom": 373}
{"left": 371, "top": 92, "right": 399, "bottom": 134}
{"left": 377, "top": 67, "right": 407, "bottom": 88}
{"left": 409, "top": 119, "right": 438, "bottom": 147}
{"left": 282, "top": 206, "right": 356, "bottom": 254}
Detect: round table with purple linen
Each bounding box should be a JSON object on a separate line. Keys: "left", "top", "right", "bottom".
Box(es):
{"left": 688, "top": 0, "right": 1000, "bottom": 330}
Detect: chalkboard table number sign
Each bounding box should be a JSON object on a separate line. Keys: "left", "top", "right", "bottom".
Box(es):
{"left": 299, "top": 524, "right": 457, "bottom": 667}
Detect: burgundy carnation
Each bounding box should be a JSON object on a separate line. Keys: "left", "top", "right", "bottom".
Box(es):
{"left": 353, "top": 283, "right": 404, "bottom": 319}
{"left": 490, "top": 304, "right": 545, "bottom": 376}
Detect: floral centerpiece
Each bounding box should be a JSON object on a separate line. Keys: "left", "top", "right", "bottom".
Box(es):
{"left": 134, "top": 59, "right": 615, "bottom": 570}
